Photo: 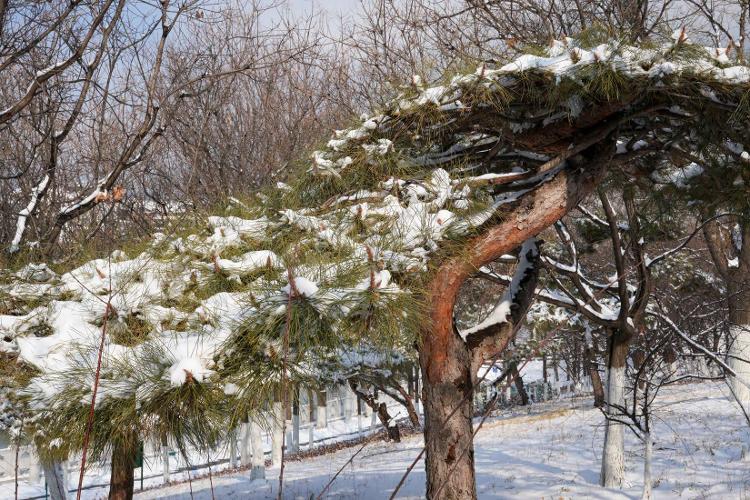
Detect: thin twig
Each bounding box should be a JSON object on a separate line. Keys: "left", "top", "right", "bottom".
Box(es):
{"left": 315, "top": 442, "right": 368, "bottom": 500}
{"left": 277, "top": 269, "right": 295, "bottom": 500}
{"left": 14, "top": 422, "right": 21, "bottom": 500}
{"left": 76, "top": 259, "right": 114, "bottom": 500}
{"left": 207, "top": 452, "right": 215, "bottom": 500}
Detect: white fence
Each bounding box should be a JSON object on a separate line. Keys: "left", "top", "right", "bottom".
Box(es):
{"left": 0, "top": 382, "right": 418, "bottom": 499}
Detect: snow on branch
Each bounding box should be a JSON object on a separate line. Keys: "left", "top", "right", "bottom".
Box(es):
{"left": 462, "top": 239, "right": 539, "bottom": 341}
{"left": 9, "top": 175, "right": 50, "bottom": 254}
{"left": 4, "top": 31, "right": 750, "bottom": 461}
{"left": 651, "top": 311, "right": 750, "bottom": 391}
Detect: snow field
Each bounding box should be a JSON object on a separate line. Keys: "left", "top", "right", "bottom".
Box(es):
{"left": 133, "top": 381, "right": 750, "bottom": 499}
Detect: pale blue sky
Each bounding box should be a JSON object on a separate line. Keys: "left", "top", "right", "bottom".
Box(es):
{"left": 287, "top": 0, "right": 361, "bottom": 17}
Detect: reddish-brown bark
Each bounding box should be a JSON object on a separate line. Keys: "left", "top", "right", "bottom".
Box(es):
{"left": 419, "top": 140, "right": 613, "bottom": 498}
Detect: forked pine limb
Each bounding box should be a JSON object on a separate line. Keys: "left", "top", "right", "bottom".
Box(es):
{"left": 419, "top": 138, "right": 615, "bottom": 499}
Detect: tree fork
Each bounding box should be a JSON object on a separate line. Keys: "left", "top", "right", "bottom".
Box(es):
{"left": 419, "top": 140, "right": 614, "bottom": 498}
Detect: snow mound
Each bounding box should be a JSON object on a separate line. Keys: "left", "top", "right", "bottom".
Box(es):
{"left": 168, "top": 356, "right": 214, "bottom": 386}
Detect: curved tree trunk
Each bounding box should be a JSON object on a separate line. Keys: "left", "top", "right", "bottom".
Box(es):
{"left": 108, "top": 437, "right": 136, "bottom": 500}
{"left": 420, "top": 238, "right": 542, "bottom": 499}
{"left": 600, "top": 333, "right": 630, "bottom": 488}
{"left": 419, "top": 140, "right": 612, "bottom": 498}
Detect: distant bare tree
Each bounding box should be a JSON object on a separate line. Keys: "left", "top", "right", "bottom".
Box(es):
{"left": 0, "top": 1, "right": 355, "bottom": 259}
{"left": 160, "top": 3, "right": 355, "bottom": 210}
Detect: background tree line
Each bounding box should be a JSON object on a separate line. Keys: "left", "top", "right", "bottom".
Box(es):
{"left": 2, "top": 0, "right": 746, "bottom": 261}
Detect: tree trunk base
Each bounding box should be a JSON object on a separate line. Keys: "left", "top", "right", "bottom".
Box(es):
{"left": 421, "top": 369, "right": 477, "bottom": 499}
{"left": 109, "top": 438, "right": 136, "bottom": 500}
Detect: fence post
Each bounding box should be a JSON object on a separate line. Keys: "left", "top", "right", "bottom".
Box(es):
{"left": 272, "top": 398, "right": 284, "bottom": 467}
{"left": 316, "top": 389, "right": 328, "bottom": 429}
{"left": 41, "top": 460, "right": 67, "bottom": 500}
{"left": 343, "top": 386, "right": 351, "bottom": 422}
{"left": 292, "top": 396, "right": 300, "bottom": 453}
{"left": 28, "top": 448, "right": 40, "bottom": 484}
{"left": 63, "top": 460, "right": 69, "bottom": 495}
{"left": 250, "top": 421, "right": 266, "bottom": 480}
{"left": 161, "top": 436, "right": 170, "bottom": 484}
{"left": 357, "top": 396, "right": 362, "bottom": 439}
{"left": 229, "top": 429, "right": 238, "bottom": 469}
{"left": 240, "top": 421, "right": 251, "bottom": 465}
{"left": 286, "top": 427, "right": 294, "bottom": 454}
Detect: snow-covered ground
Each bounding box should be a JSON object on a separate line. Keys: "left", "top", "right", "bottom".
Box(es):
{"left": 4, "top": 380, "right": 747, "bottom": 499}
{"left": 1, "top": 360, "right": 558, "bottom": 500}
{"left": 134, "top": 381, "right": 750, "bottom": 499}
{"left": 2, "top": 404, "right": 401, "bottom": 500}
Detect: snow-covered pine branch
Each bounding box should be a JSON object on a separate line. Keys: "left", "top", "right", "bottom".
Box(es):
{"left": 3, "top": 31, "right": 750, "bottom": 499}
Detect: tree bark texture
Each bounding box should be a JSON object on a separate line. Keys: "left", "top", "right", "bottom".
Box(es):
{"left": 420, "top": 139, "right": 613, "bottom": 498}
{"left": 600, "top": 333, "right": 630, "bottom": 488}
{"left": 108, "top": 437, "right": 136, "bottom": 500}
